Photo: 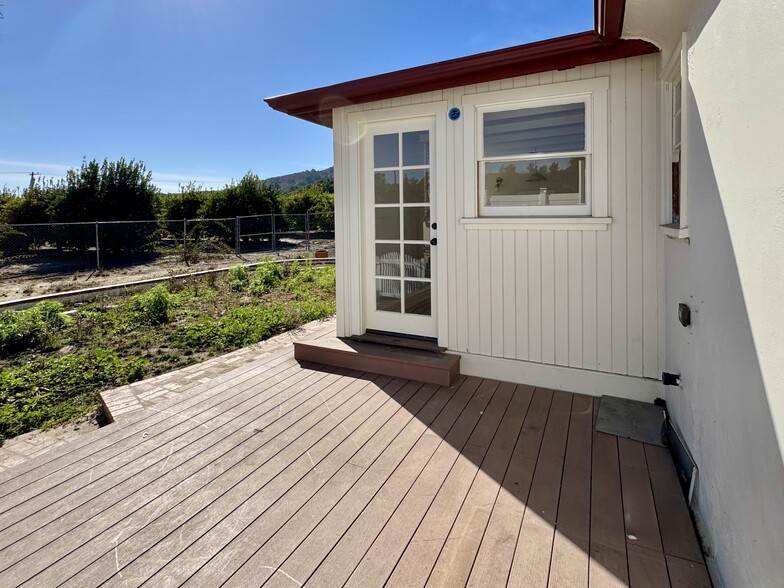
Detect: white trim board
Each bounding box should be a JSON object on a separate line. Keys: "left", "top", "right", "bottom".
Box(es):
{"left": 455, "top": 351, "right": 661, "bottom": 402}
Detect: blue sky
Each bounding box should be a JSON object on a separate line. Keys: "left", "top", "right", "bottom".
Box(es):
{"left": 0, "top": 0, "right": 592, "bottom": 193}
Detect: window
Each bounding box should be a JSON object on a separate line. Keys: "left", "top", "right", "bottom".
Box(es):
{"left": 661, "top": 33, "right": 688, "bottom": 236}
{"left": 671, "top": 80, "right": 682, "bottom": 224}
{"left": 462, "top": 78, "right": 609, "bottom": 222}
{"left": 479, "top": 101, "right": 589, "bottom": 215}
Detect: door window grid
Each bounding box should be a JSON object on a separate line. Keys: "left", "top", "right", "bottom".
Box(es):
{"left": 372, "top": 131, "right": 432, "bottom": 316}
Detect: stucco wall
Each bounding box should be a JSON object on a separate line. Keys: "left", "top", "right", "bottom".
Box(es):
{"left": 626, "top": 0, "right": 784, "bottom": 585}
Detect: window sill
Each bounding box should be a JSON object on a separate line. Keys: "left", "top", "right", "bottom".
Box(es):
{"left": 659, "top": 223, "right": 690, "bottom": 240}
{"left": 460, "top": 217, "right": 612, "bottom": 231}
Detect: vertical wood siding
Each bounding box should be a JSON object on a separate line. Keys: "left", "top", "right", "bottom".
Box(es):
{"left": 334, "top": 54, "right": 661, "bottom": 380}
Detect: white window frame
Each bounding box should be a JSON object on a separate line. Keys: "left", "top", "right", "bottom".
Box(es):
{"left": 462, "top": 77, "right": 609, "bottom": 223}
{"left": 660, "top": 33, "right": 689, "bottom": 238}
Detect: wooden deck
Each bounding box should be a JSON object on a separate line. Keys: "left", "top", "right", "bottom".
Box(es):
{"left": 0, "top": 322, "right": 711, "bottom": 587}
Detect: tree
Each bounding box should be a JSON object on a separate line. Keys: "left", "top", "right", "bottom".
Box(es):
{"left": 279, "top": 184, "right": 334, "bottom": 232}
{"left": 49, "top": 158, "right": 159, "bottom": 254}
{"left": 199, "top": 172, "right": 280, "bottom": 219}
{"left": 0, "top": 178, "right": 64, "bottom": 257}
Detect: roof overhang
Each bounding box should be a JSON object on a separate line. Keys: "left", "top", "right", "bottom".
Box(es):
{"left": 265, "top": 0, "right": 657, "bottom": 128}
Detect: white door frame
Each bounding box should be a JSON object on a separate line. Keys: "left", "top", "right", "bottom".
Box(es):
{"left": 345, "top": 102, "right": 449, "bottom": 345}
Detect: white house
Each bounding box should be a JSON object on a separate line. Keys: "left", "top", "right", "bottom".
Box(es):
{"left": 267, "top": 0, "right": 784, "bottom": 585}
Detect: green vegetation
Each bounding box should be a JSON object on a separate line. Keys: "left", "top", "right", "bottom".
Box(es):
{"left": 0, "top": 160, "right": 334, "bottom": 260}
{"left": 0, "top": 263, "right": 336, "bottom": 441}
{"left": 249, "top": 259, "right": 282, "bottom": 295}
{"left": 228, "top": 264, "right": 251, "bottom": 291}
{"left": 0, "top": 301, "right": 70, "bottom": 355}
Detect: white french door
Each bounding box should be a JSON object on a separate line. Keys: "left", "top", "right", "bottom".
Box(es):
{"left": 362, "top": 117, "right": 437, "bottom": 339}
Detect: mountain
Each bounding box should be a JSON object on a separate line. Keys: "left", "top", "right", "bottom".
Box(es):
{"left": 265, "top": 167, "right": 333, "bottom": 193}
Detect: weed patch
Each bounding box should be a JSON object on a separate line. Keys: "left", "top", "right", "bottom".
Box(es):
{"left": 0, "top": 301, "right": 70, "bottom": 355}
{"left": 0, "top": 264, "right": 335, "bottom": 441}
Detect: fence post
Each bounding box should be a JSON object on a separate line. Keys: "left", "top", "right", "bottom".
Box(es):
{"left": 95, "top": 221, "right": 101, "bottom": 270}
{"left": 235, "top": 217, "right": 240, "bottom": 255}
{"left": 305, "top": 211, "right": 310, "bottom": 252}
{"left": 271, "top": 213, "right": 276, "bottom": 254}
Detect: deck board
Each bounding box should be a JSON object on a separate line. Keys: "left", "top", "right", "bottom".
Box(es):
{"left": 60, "top": 374, "right": 401, "bottom": 587}
{"left": 0, "top": 326, "right": 710, "bottom": 588}
{"left": 466, "top": 385, "right": 550, "bottom": 588}
{"left": 548, "top": 393, "right": 594, "bottom": 588}
{"left": 425, "top": 382, "right": 531, "bottom": 587}
{"left": 0, "top": 353, "right": 304, "bottom": 518}
{"left": 507, "top": 389, "right": 572, "bottom": 588}
{"left": 618, "top": 437, "right": 663, "bottom": 553}
{"left": 589, "top": 401, "right": 629, "bottom": 587}
{"left": 0, "top": 365, "right": 350, "bottom": 583}
{"left": 384, "top": 378, "right": 507, "bottom": 588}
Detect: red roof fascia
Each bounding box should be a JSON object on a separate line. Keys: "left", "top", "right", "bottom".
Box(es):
{"left": 596, "top": 0, "right": 626, "bottom": 43}
{"left": 265, "top": 1, "right": 655, "bottom": 128}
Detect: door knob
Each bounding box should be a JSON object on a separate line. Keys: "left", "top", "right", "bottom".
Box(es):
{"left": 431, "top": 222, "right": 437, "bottom": 230}
{"left": 430, "top": 237, "right": 437, "bottom": 246}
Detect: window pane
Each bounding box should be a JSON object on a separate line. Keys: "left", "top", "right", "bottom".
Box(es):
{"left": 375, "top": 171, "right": 399, "bottom": 204}
{"left": 375, "top": 207, "right": 400, "bottom": 240}
{"left": 376, "top": 279, "right": 401, "bottom": 312}
{"left": 673, "top": 113, "right": 682, "bottom": 148}
{"left": 404, "top": 281, "right": 431, "bottom": 316}
{"left": 484, "top": 103, "right": 585, "bottom": 157}
{"left": 403, "top": 206, "right": 430, "bottom": 240}
{"left": 376, "top": 244, "right": 400, "bottom": 276}
{"left": 483, "top": 157, "right": 586, "bottom": 207}
{"left": 403, "top": 169, "right": 429, "bottom": 203}
{"left": 402, "top": 131, "right": 429, "bottom": 166}
{"left": 374, "top": 134, "right": 399, "bottom": 168}
{"left": 404, "top": 244, "right": 430, "bottom": 278}
{"left": 673, "top": 81, "right": 682, "bottom": 113}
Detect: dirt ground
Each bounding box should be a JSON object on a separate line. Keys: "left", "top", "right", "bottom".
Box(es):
{"left": 0, "top": 238, "right": 334, "bottom": 301}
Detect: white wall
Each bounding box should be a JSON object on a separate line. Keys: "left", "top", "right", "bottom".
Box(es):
{"left": 333, "top": 55, "right": 662, "bottom": 398}
{"left": 625, "top": 0, "right": 784, "bottom": 585}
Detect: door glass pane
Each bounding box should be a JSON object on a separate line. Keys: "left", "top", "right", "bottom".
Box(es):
{"left": 484, "top": 103, "right": 585, "bottom": 157}
{"left": 404, "top": 281, "right": 431, "bottom": 316}
{"left": 374, "top": 134, "right": 399, "bottom": 168}
{"left": 375, "top": 207, "right": 400, "bottom": 240}
{"left": 376, "top": 279, "right": 401, "bottom": 312}
{"left": 402, "top": 131, "right": 429, "bottom": 166}
{"left": 375, "top": 171, "right": 399, "bottom": 204}
{"left": 404, "top": 244, "right": 430, "bottom": 278}
{"left": 403, "top": 206, "right": 429, "bottom": 241}
{"left": 403, "top": 169, "right": 429, "bottom": 203}
{"left": 375, "top": 244, "right": 400, "bottom": 276}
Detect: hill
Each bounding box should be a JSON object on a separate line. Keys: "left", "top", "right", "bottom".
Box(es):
{"left": 265, "top": 167, "right": 333, "bottom": 193}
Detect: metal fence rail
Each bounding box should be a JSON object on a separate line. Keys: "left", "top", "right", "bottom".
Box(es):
{"left": 0, "top": 213, "right": 335, "bottom": 300}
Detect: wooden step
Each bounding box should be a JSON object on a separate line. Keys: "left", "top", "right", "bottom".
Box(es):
{"left": 293, "top": 337, "right": 460, "bottom": 386}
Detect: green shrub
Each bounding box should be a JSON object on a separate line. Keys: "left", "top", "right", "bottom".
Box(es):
{"left": 172, "top": 316, "right": 221, "bottom": 351}
{"left": 228, "top": 264, "right": 250, "bottom": 292}
{"left": 0, "top": 301, "right": 69, "bottom": 354}
{"left": 0, "top": 349, "right": 147, "bottom": 440}
{"left": 129, "top": 284, "right": 176, "bottom": 324}
{"left": 250, "top": 259, "right": 282, "bottom": 296}
{"left": 218, "top": 304, "right": 286, "bottom": 348}
{"left": 283, "top": 265, "right": 336, "bottom": 299}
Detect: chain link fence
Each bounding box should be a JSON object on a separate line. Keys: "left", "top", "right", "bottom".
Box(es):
{"left": 0, "top": 213, "right": 335, "bottom": 301}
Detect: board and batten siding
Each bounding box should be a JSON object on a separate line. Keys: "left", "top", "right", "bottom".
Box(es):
{"left": 333, "top": 54, "right": 662, "bottom": 386}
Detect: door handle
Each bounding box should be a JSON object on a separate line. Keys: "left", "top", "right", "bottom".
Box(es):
{"left": 430, "top": 238, "right": 437, "bottom": 246}
{"left": 431, "top": 222, "right": 437, "bottom": 230}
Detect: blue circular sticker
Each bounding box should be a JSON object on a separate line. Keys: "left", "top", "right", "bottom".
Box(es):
{"left": 448, "top": 107, "right": 461, "bottom": 121}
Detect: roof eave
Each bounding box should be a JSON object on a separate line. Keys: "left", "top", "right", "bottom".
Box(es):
{"left": 265, "top": 1, "right": 657, "bottom": 128}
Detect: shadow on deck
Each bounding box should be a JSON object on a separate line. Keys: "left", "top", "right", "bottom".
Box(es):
{"left": 0, "top": 321, "right": 711, "bottom": 587}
